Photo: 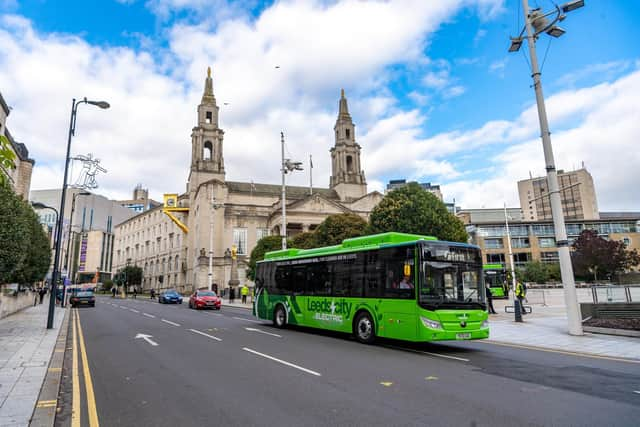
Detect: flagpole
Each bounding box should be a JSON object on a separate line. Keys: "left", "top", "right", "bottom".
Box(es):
{"left": 309, "top": 154, "right": 313, "bottom": 195}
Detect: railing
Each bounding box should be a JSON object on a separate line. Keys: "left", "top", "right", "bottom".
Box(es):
{"left": 591, "top": 285, "right": 640, "bottom": 303}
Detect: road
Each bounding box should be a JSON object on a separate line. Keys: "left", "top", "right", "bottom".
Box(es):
{"left": 55, "top": 295, "right": 640, "bottom": 427}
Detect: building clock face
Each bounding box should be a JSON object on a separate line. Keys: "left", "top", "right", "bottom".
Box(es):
{"left": 167, "top": 198, "right": 175, "bottom": 207}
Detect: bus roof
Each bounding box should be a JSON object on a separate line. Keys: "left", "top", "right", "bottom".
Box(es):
{"left": 262, "top": 232, "right": 439, "bottom": 262}
{"left": 483, "top": 263, "right": 505, "bottom": 270}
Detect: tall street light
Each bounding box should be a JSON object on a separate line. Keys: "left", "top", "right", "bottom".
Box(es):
{"left": 280, "top": 131, "right": 303, "bottom": 250}
{"left": 62, "top": 190, "right": 91, "bottom": 307}
{"left": 509, "top": 0, "right": 584, "bottom": 335}
{"left": 48, "top": 97, "right": 109, "bottom": 329}
{"left": 32, "top": 202, "right": 59, "bottom": 305}
{"left": 208, "top": 188, "right": 224, "bottom": 293}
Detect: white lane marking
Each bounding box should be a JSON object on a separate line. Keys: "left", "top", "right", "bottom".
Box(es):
{"left": 188, "top": 329, "right": 222, "bottom": 342}
{"left": 119, "top": 305, "right": 128, "bottom": 309}
{"left": 135, "top": 333, "right": 158, "bottom": 346}
{"left": 130, "top": 309, "right": 140, "bottom": 313}
{"left": 162, "top": 319, "right": 181, "bottom": 327}
{"left": 143, "top": 313, "right": 156, "bottom": 318}
{"left": 208, "top": 312, "right": 223, "bottom": 317}
{"left": 634, "top": 390, "right": 640, "bottom": 394}
{"left": 233, "top": 316, "right": 262, "bottom": 324}
{"left": 242, "top": 347, "right": 321, "bottom": 376}
{"left": 382, "top": 344, "right": 470, "bottom": 362}
{"left": 244, "top": 327, "right": 282, "bottom": 338}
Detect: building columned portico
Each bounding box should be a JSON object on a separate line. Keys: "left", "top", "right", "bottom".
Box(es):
{"left": 113, "top": 69, "right": 382, "bottom": 294}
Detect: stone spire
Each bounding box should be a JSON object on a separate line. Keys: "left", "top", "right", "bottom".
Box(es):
{"left": 338, "top": 88, "right": 351, "bottom": 119}
{"left": 202, "top": 66, "right": 216, "bottom": 105}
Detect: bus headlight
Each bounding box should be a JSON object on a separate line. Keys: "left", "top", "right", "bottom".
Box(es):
{"left": 481, "top": 320, "right": 489, "bottom": 329}
{"left": 420, "top": 316, "right": 443, "bottom": 330}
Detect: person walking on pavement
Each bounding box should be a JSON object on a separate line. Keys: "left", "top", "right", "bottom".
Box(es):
{"left": 150, "top": 288, "right": 156, "bottom": 299}
{"left": 133, "top": 287, "right": 137, "bottom": 299}
{"left": 229, "top": 287, "right": 235, "bottom": 304}
{"left": 241, "top": 284, "right": 249, "bottom": 304}
{"left": 485, "top": 284, "right": 497, "bottom": 314}
{"left": 39, "top": 287, "right": 46, "bottom": 304}
{"left": 515, "top": 280, "right": 527, "bottom": 315}
{"left": 112, "top": 285, "right": 117, "bottom": 298}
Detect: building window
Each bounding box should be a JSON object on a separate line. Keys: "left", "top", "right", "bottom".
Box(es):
{"left": 623, "top": 237, "right": 631, "bottom": 247}
{"left": 532, "top": 224, "right": 555, "bottom": 236}
{"left": 538, "top": 237, "right": 556, "bottom": 248}
{"left": 256, "top": 228, "right": 270, "bottom": 241}
{"left": 346, "top": 155, "right": 353, "bottom": 172}
{"left": 513, "top": 252, "right": 531, "bottom": 267}
{"left": 233, "top": 228, "right": 248, "bottom": 255}
{"left": 206, "top": 111, "right": 212, "bottom": 124}
{"left": 511, "top": 237, "right": 530, "bottom": 248}
{"left": 486, "top": 253, "right": 505, "bottom": 264}
{"left": 175, "top": 256, "right": 179, "bottom": 271}
{"left": 204, "top": 141, "right": 213, "bottom": 160}
{"left": 345, "top": 129, "right": 350, "bottom": 139}
{"left": 540, "top": 252, "right": 559, "bottom": 263}
{"left": 484, "top": 238, "right": 504, "bottom": 249}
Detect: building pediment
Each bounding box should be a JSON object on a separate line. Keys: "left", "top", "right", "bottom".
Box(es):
{"left": 345, "top": 191, "right": 384, "bottom": 212}
{"left": 288, "top": 193, "right": 351, "bottom": 214}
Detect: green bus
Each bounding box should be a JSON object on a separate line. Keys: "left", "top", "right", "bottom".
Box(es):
{"left": 483, "top": 264, "right": 508, "bottom": 298}
{"left": 253, "top": 232, "right": 489, "bottom": 344}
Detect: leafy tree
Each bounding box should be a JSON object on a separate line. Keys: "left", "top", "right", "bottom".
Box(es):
{"left": 571, "top": 229, "right": 640, "bottom": 281}
{"left": 314, "top": 213, "right": 368, "bottom": 247}
{"left": 115, "top": 265, "right": 143, "bottom": 286}
{"left": 12, "top": 201, "right": 51, "bottom": 284}
{"left": 247, "top": 235, "right": 289, "bottom": 280}
{"left": 291, "top": 231, "right": 317, "bottom": 249}
{"left": 0, "top": 180, "right": 30, "bottom": 284}
{"left": 102, "top": 279, "right": 114, "bottom": 292}
{"left": 0, "top": 135, "right": 16, "bottom": 186}
{"left": 368, "top": 183, "right": 468, "bottom": 242}
{"left": 518, "top": 261, "right": 560, "bottom": 284}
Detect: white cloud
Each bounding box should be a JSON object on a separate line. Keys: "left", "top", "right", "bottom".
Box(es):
{"left": 489, "top": 58, "right": 507, "bottom": 77}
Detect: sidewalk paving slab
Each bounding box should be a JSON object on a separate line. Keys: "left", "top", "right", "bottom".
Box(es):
{"left": 0, "top": 303, "right": 66, "bottom": 426}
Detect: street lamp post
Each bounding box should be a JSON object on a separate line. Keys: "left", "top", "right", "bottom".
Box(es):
{"left": 32, "top": 202, "right": 60, "bottom": 317}
{"left": 509, "top": 0, "right": 584, "bottom": 335}
{"left": 208, "top": 189, "right": 224, "bottom": 293}
{"left": 503, "top": 204, "right": 521, "bottom": 322}
{"left": 280, "top": 131, "right": 303, "bottom": 250}
{"left": 62, "top": 191, "right": 90, "bottom": 307}
{"left": 48, "top": 97, "right": 109, "bottom": 329}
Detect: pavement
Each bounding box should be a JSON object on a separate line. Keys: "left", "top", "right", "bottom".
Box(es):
{"left": 0, "top": 290, "right": 637, "bottom": 426}
{"left": 0, "top": 302, "right": 66, "bottom": 427}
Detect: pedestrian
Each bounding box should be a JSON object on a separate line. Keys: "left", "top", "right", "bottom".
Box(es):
{"left": 241, "top": 284, "right": 249, "bottom": 304}
{"left": 515, "top": 280, "right": 527, "bottom": 315}
{"left": 133, "top": 287, "right": 137, "bottom": 299}
{"left": 485, "top": 284, "right": 497, "bottom": 314}
{"left": 150, "top": 288, "right": 156, "bottom": 299}
{"left": 112, "top": 286, "right": 117, "bottom": 298}
{"left": 39, "top": 287, "right": 46, "bottom": 304}
{"left": 229, "top": 287, "right": 235, "bottom": 303}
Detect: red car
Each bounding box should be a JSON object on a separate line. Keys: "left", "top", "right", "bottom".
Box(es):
{"left": 189, "top": 290, "right": 222, "bottom": 310}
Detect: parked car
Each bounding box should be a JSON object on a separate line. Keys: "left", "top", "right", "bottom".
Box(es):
{"left": 189, "top": 290, "right": 222, "bottom": 310}
{"left": 158, "top": 290, "right": 183, "bottom": 304}
{"left": 69, "top": 290, "right": 96, "bottom": 307}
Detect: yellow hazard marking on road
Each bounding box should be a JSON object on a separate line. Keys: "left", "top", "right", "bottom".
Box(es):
{"left": 380, "top": 382, "right": 393, "bottom": 387}
{"left": 37, "top": 400, "right": 57, "bottom": 408}
{"left": 77, "top": 310, "right": 100, "bottom": 427}
{"left": 48, "top": 367, "right": 62, "bottom": 372}
{"left": 72, "top": 310, "right": 80, "bottom": 427}
{"left": 425, "top": 376, "right": 439, "bottom": 381}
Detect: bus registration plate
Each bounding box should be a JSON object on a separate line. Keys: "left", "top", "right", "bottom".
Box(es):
{"left": 456, "top": 333, "right": 471, "bottom": 340}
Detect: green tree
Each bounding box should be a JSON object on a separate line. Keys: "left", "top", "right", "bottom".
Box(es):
{"left": 291, "top": 231, "right": 317, "bottom": 249}
{"left": 314, "top": 213, "right": 368, "bottom": 247}
{"left": 0, "top": 135, "right": 16, "bottom": 186}
{"left": 0, "top": 180, "right": 30, "bottom": 284}
{"left": 368, "top": 183, "right": 468, "bottom": 242}
{"left": 247, "top": 235, "right": 289, "bottom": 280}
{"left": 572, "top": 229, "right": 640, "bottom": 281}
{"left": 519, "top": 261, "right": 550, "bottom": 284}
{"left": 116, "top": 265, "right": 143, "bottom": 286}
{"left": 12, "top": 200, "right": 51, "bottom": 284}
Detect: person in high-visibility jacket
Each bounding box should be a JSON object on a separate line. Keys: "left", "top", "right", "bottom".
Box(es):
{"left": 241, "top": 284, "right": 249, "bottom": 304}
{"left": 515, "top": 281, "right": 527, "bottom": 315}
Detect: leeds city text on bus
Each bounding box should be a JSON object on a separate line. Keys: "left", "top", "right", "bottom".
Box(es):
{"left": 253, "top": 232, "right": 489, "bottom": 343}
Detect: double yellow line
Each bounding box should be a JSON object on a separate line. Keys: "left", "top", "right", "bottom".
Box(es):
{"left": 71, "top": 309, "right": 100, "bottom": 427}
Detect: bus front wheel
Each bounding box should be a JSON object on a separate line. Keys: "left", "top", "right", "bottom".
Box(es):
{"left": 273, "top": 305, "right": 287, "bottom": 328}
{"left": 354, "top": 311, "right": 375, "bottom": 344}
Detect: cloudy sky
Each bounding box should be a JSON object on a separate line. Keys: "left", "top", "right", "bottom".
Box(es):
{"left": 1, "top": 0, "right": 638, "bottom": 210}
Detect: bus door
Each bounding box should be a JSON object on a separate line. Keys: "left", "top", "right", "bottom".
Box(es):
{"left": 377, "top": 246, "right": 417, "bottom": 340}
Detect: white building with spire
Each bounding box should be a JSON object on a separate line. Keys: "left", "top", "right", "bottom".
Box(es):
{"left": 113, "top": 69, "right": 383, "bottom": 294}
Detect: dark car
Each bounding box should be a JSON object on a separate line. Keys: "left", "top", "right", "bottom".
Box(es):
{"left": 158, "top": 290, "right": 183, "bottom": 304}
{"left": 189, "top": 290, "right": 222, "bottom": 310}
{"left": 70, "top": 290, "right": 96, "bottom": 307}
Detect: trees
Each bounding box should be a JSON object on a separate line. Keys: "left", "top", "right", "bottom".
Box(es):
{"left": 518, "top": 261, "right": 561, "bottom": 284}
{"left": 0, "top": 180, "right": 51, "bottom": 285}
{"left": 0, "top": 135, "right": 16, "bottom": 185}
{"left": 368, "top": 182, "right": 468, "bottom": 243}
{"left": 115, "top": 265, "right": 143, "bottom": 288}
{"left": 247, "top": 236, "right": 288, "bottom": 280}
{"left": 571, "top": 229, "right": 640, "bottom": 281}
{"left": 291, "top": 232, "right": 317, "bottom": 249}
{"left": 313, "top": 213, "right": 368, "bottom": 246}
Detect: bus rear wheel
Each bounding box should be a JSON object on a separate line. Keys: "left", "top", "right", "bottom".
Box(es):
{"left": 273, "top": 305, "right": 287, "bottom": 328}
{"left": 354, "top": 312, "right": 375, "bottom": 344}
